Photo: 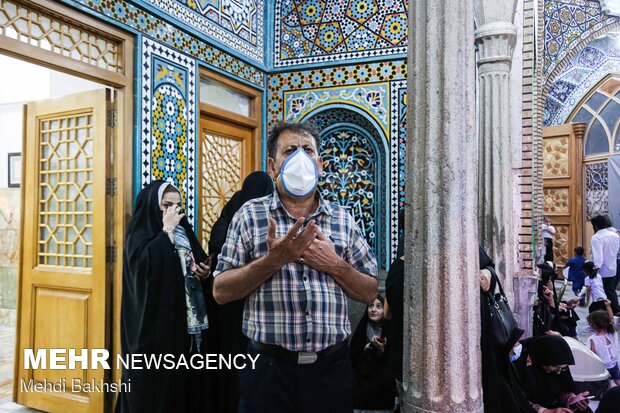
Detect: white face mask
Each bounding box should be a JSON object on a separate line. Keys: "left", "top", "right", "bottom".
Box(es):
{"left": 509, "top": 343, "right": 522, "bottom": 362}
{"left": 279, "top": 148, "right": 318, "bottom": 197}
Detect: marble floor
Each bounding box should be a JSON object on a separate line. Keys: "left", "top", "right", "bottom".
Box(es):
{"left": 0, "top": 325, "right": 45, "bottom": 411}
{"left": 0, "top": 326, "right": 15, "bottom": 406}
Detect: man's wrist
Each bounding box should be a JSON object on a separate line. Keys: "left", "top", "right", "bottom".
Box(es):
{"left": 260, "top": 250, "right": 288, "bottom": 274}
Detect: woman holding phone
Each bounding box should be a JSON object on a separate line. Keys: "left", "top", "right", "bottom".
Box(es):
{"left": 514, "top": 335, "right": 592, "bottom": 413}
{"left": 116, "top": 180, "right": 211, "bottom": 413}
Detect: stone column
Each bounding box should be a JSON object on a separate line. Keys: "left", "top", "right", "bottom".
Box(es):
{"left": 475, "top": 4, "right": 519, "bottom": 306}
{"left": 403, "top": 0, "right": 481, "bottom": 412}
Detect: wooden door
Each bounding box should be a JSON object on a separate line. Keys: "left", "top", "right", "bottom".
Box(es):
{"left": 16, "top": 89, "right": 110, "bottom": 412}
{"left": 542, "top": 123, "right": 585, "bottom": 271}
{"left": 198, "top": 116, "right": 253, "bottom": 250}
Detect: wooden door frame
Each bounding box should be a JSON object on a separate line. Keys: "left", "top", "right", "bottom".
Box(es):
{"left": 542, "top": 123, "right": 585, "bottom": 271}
{"left": 198, "top": 67, "right": 262, "bottom": 169}
{"left": 197, "top": 67, "right": 263, "bottom": 246}
{"left": 2, "top": 0, "right": 134, "bottom": 409}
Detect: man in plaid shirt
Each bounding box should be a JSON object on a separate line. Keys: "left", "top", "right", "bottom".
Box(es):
{"left": 213, "top": 121, "right": 378, "bottom": 412}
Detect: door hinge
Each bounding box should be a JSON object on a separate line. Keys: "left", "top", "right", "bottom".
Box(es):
{"left": 106, "top": 246, "right": 117, "bottom": 264}
{"left": 106, "top": 178, "right": 118, "bottom": 196}
{"left": 107, "top": 109, "right": 117, "bottom": 128}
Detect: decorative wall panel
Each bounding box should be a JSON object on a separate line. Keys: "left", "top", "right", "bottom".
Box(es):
{"left": 267, "top": 61, "right": 406, "bottom": 125}
{"left": 585, "top": 162, "right": 609, "bottom": 219}
{"left": 544, "top": 0, "right": 620, "bottom": 81}
{"left": 319, "top": 127, "right": 379, "bottom": 254}
{"left": 274, "top": 0, "right": 408, "bottom": 67}
{"left": 391, "top": 80, "right": 406, "bottom": 256}
{"left": 69, "top": 0, "right": 263, "bottom": 85}
{"left": 143, "top": 0, "right": 263, "bottom": 63}
{"left": 543, "top": 187, "right": 570, "bottom": 214}
{"left": 140, "top": 37, "right": 196, "bottom": 224}
{"left": 543, "top": 136, "right": 570, "bottom": 177}
{"left": 284, "top": 84, "right": 389, "bottom": 136}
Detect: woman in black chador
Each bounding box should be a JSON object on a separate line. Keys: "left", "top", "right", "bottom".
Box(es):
{"left": 480, "top": 247, "right": 536, "bottom": 413}
{"left": 206, "top": 171, "right": 274, "bottom": 413}
{"left": 116, "top": 180, "right": 211, "bottom": 413}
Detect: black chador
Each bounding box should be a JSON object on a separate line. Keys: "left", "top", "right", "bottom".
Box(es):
{"left": 205, "top": 171, "right": 273, "bottom": 413}
{"left": 116, "top": 180, "right": 209, "bottom": 413}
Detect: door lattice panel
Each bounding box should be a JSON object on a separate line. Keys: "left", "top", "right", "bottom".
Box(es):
{"left": 0, "top": 0, "right": 122, "bottom": 73}
{"left": 201, "top": 132, "right": 242, "bottom": 250}
{"left": 38, "top": 113, "right": 94, "bottom": 268}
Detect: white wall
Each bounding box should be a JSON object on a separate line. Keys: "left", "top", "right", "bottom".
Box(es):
{"left": 0, "top": 104, "right": 24, "bottom": 189}
{"left": 0, "top": 54, "right": 104, "bottom": 189}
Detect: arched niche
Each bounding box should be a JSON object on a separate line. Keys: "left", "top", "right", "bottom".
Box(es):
{"left": 302, "top": 106, "right": 391, "bottom": 269}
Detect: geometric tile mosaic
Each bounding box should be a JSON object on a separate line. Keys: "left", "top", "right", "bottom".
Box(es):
{"left": 275, "top": 0, "right": 408, "bottom": 67}
{"left": 140, "top": 37, "right": 197, "bottom": 225}
{"left": 143, "top": 0, "right": 263, "bottom": 63}
{"left": 544, "top": 0, "right": 620, "bottom": 82}
{"left": 68, "top": 0, "right": 263, "bottom": 85}
{"left": 545, "top": 32, "right": 620, "bottom": 125}
{"left": 390, "top": 79, "right": 406, "bottom": 260}
{"left": 267, "top": 60, "right": 406, "bottom": 125}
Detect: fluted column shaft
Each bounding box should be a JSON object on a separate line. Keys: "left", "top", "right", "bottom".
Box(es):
{"left": 476, "top": 22, "right": 518, "bottom": 305}
{"left": 403, "top": 0, "right": 481, "bottom": 412}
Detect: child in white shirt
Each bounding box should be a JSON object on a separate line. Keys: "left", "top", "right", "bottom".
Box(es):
{"left": 583, "top": 261, "right": 607, "bottom": 313}
{"left": 586, "top": 302, "right": 620, "bottom": 386}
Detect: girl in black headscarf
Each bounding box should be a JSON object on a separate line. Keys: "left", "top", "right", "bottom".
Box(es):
{"left": 350, "top": 295, "right": 396, "bottom": 412}
{"left": 116, "top": 180, "right": 211, "bottom": 413}
{"left": 205, "top": 171, "right": 274, "bottom": 413}
{"left": 514, "top": 335, "right": 592, "bottom": 412}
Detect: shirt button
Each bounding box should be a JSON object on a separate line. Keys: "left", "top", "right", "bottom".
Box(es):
{"left": 303, "top": 276, "right": 308, "bottom": 282}
{"left": 305, "top": 310, "right": 310, "bottom": 316}
{"left": 306, "top": 338, "right": 311, "bottom": 343}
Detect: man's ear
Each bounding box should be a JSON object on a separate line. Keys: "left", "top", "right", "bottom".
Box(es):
{"left": 267, "top": 157, "right": 276, "bottom": 178}
{"left": 317, "top": 156, "right": 324, "bottom": 176}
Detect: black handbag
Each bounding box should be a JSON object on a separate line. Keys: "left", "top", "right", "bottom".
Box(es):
{"left": 485, "top": 266, "right": 519, "bottom": 349}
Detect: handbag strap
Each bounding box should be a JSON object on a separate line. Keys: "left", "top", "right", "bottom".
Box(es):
{"left": 485, "top": 266, "right": 507, "bottom": 302}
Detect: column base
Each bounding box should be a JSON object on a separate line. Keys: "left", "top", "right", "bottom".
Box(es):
{"left": 401, "top": 400, "right": 484, "bottom": 413}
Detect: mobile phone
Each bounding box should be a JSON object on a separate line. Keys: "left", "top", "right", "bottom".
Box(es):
{"left": 569, "top": 395, "right": 595, "bottom": 408}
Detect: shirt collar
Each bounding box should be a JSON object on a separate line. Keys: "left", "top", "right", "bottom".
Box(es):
{"left": 269, "top": 189, "right": 333, "bottom": 217}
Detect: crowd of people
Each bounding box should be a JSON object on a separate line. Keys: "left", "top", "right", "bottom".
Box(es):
{"left": 115, "top": 120, "right": 620, "bottom": 413}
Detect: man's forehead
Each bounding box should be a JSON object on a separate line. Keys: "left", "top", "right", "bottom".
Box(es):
{"left": 278, "top": 130, "right": 316, "bottom": 147}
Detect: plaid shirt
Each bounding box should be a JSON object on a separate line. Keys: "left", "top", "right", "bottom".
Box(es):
{"left": 213, "top": 190, "right": 377, "bottom": 352}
